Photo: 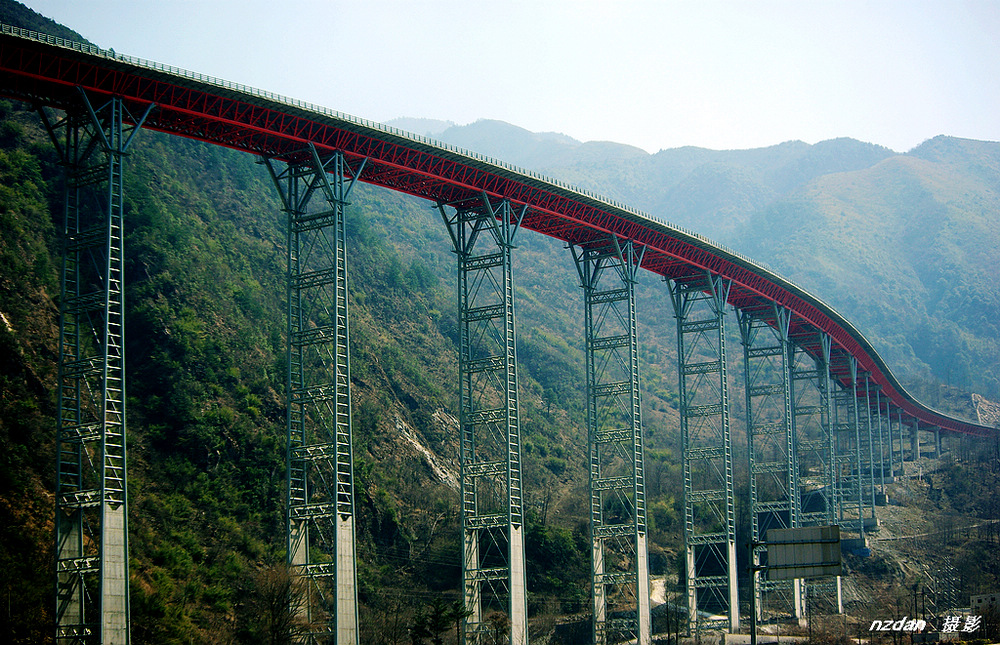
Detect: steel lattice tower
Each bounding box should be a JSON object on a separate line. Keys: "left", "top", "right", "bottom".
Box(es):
{"left": 788, "top": 333, "right": 835, "bottom": 528}
{"left": 45, "top": 92, "right": 151, "bottom": 645}
{"left": 738, "top": 306, "right": 802, "bottom": 622}
{"left": 894, "top": 407, "right": 906, "bottom": 475}
{"left": 440, "top": 196, "right": 528, "bottom": 645}
{"left": 669, "top": 273, "right": 739, "bottom": 633}
{"left": 264, "top": 146, "right": 365, "bottom": 645}
{"left": 874, "top": 388, "right": 889, "bottom": 490}
{"left": 788, "top": 333, "right": 843, "bottom": 614}
{"left": 831, "top": 357, "right": 865, "bottom": 539}
{"left": 571, "top": 238, "right": 651, "bottom": 645}
{"left": 860, "top": 375, "right": 878, "bottom": 518}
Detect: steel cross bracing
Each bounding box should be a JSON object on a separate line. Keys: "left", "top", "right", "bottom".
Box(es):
{"left": 263, "top": 146, "right": 365, "bottom": 645}
{"left": 439, "top": 195, "right": 528, "bottom": 645}
{"left": 737, "top": 305, "right": 803, "bottom": 622}
{"left": 879, "top": 397, "right": 902, "bottom": 479}
{"left": 44, "top": 91, "right": 150, "bottom": 645}
{"left": 837, "top": 371, "right": 879, "bottom": 535}
{"left": 571, "top": 238, "right": 651, "bottom": 645}
{"left": 669, "top": 273, "right": 739, "bottom": 634}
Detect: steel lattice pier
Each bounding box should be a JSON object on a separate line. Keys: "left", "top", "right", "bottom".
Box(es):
{"left": 264, "top": 147, "right": 365, "bottom": 645}
{"left": 572, "top": 238, "right": 651, "bottom": 645}
{"left": 440, "top": 196, "right": 528, "bottom": 645}
{"left": 47, "top": 92, "right": 151, "bottom": 645}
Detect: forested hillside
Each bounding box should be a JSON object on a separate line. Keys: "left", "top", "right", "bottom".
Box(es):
{"left": 2, "top": 3, "right": 1000, "bottom": 643}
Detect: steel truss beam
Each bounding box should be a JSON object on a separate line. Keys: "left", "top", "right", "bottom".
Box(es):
{"left": 264, "top": 146, "right": 365, "bottom": 645}
{"left": 737, "top": 306, "right": 802, "bottom": 621}
{"left": 440, "top": 195, "right": 528, "bottom": 645}
{"left": 669, "top": 273, "right": 738, "bottom": 633}
{"left": 572, "top": 238, "right": 651, "bottom": 645}
{"left": 45, "top": 90, "right": 150, "bottom": 645}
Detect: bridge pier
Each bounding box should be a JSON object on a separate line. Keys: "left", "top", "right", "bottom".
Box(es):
{"left": 877, "top": 390, "right": 892, "bottom": 484}
{"left": 738, "top": 305, "right": 801, "bottom": 621}
{"left": 789, "top": 333, "right": 835, "bottom": 527}
{"left": 43, "top": 92, "right": 151, "bottom": 645}
{"left": 831, "top": 356, "right": 866, "bottom": 539}
{"left": 911, "top": 419, "right": 921, "bottom": 461}
{"left": 861, "top": 374, "right": 877, "bottom": 519}
{"left": 440, "top": 196, "right": 528, "bottom": 645}
{"left": 669, "top": 273, "right": 739, "bottom": 634}
{"left": 571, "top": 238, "right": 651, "bottom": 645}
{"left": 788, "top": 333, "right": 842, "bottom": 613}
{"left": 264, "top": 147, "right": 365, "bottom": 645}
{"left": 896, "top": 408, "right": 905, "bottom": 471}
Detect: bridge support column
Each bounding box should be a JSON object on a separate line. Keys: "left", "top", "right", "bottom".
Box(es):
{"left": 264, "top": 147, "right": 366, "bottom": 645}
{"left": 935, "top": 428, "right": 942, "bottom": 458}
{"left": 861, "top": 375, "right": 877, "bottom": 520}
{"left": 878, "top": 391, "right": 892, "bottom": 484}
{"left": 440, "top": 196, "right": 528, "bottom": 645}
{"left": 911, "top": 419, "right": 920, "bottom": 462}
{"left": 572, "top": 238, "right": 650, "bottom": 645}
{"left": 788, "top": 334, "right": 842, "bottom": 614}
{"left": 43, "top": 92, "right": 151, "bottom": 645}
{"left": 896, "top": 409, "right": 906, "bottom": 468}
{"left": 831, "top": 357, "right": 865, "bottom": 539}
{"left": 789, "top": 334, "right": 836, "bottom": 527}
{"left": 669, "top": 273, "right": 738, "bottom": 634}
{"left": 738, "top": 305, "right": 800, "bottom": 621}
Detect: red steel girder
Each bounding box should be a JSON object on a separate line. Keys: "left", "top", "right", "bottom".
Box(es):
{"left": 0, "top": 28, "right": 994, "bottom": 439}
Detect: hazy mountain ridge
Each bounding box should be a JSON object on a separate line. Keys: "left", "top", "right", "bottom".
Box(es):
{"left": 735, "top": 137, "right": 1000, "bottom": 393}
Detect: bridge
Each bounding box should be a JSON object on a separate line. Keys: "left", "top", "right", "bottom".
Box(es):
{"left": 1, "top": 24, "right": 996, "bottom": 645}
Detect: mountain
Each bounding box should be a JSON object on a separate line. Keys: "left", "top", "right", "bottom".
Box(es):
{"left": 384, "top": 117, "right": 456, "bottom": 138}
{"left": 735, "top": 136, "right": 1000, "bottom": 394}
{"left": 436, "top": 119, "right": 588, "bottom": 169}
{"left": 0, "top": 0, "right": 81, "bottom": 40}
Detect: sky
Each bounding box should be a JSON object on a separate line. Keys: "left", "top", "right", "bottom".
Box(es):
{"left": 19, "top": 0, "right": 1000, "bottom": 154}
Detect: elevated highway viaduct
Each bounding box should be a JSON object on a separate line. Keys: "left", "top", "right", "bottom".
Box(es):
{"left": 2, "top": 24, "right": 995, "bottom": 645}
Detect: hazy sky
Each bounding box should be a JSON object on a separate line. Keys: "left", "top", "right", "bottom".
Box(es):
{"left": 20, "top": 0, "right": 1000, "bottom": 153}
